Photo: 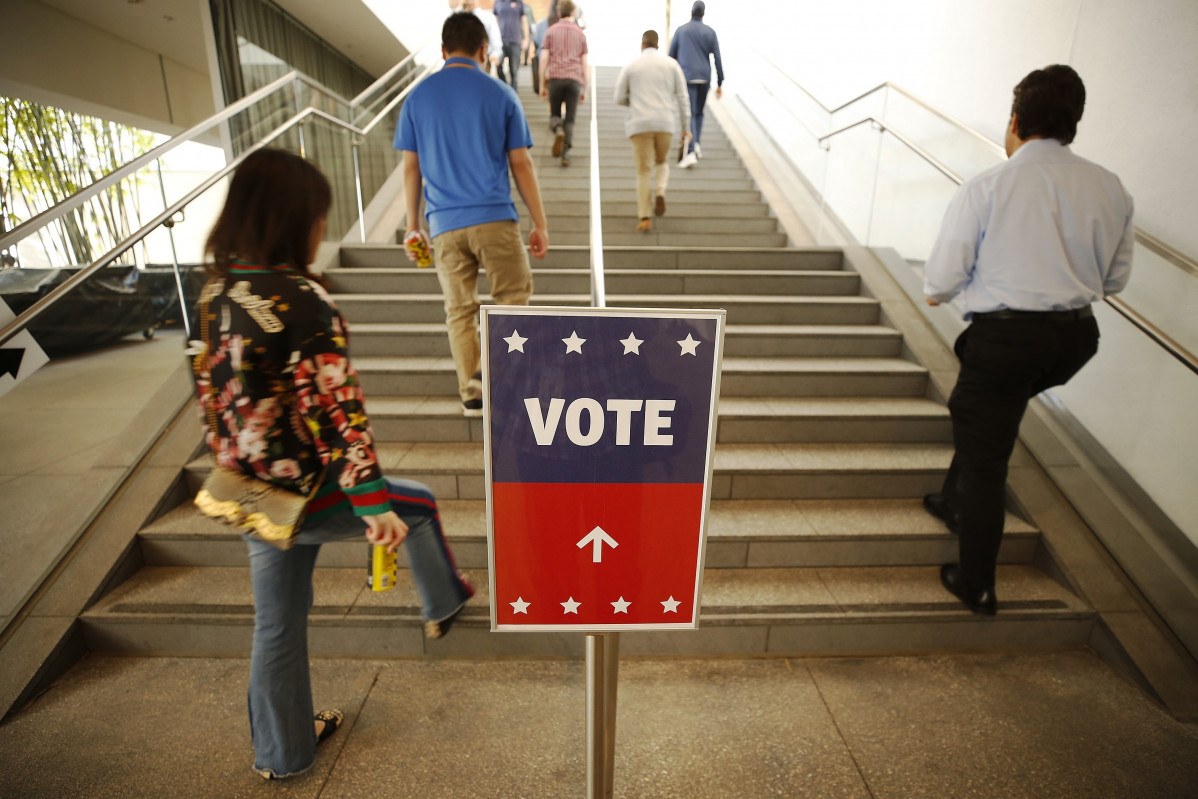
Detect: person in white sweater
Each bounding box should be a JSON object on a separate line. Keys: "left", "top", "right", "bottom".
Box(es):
{"left": 613, "top": 30, "right": 691, "bottom": 232}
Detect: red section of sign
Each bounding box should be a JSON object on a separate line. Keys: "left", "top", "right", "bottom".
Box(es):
{"left": 492, "top": 482, "right": 704, "bottom": 626}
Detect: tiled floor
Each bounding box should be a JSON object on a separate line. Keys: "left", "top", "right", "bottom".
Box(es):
{"left": 0, "top": 650, "right": 1194, "bottom": 798}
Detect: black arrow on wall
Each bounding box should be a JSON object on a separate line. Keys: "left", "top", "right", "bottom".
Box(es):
{"left": 0, "top": 348, "right": 25, "bottom": 380}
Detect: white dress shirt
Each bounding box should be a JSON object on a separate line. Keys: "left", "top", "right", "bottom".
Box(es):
{"left": 924, "top": 139, "right": 1134, "bottom": 318}
{"left": 613, "top": 48, "right": 691, "bottom": 138}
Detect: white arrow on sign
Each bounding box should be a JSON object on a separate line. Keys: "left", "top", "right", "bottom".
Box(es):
{"left": 576, "top": 526, "right": 618, "bottom": 563}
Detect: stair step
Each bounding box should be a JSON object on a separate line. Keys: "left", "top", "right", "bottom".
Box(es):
{"left": 527, "top": 216, "right": 781, "bottom": 234}
{"left": 344, "top": 322, "right": 903, "bottom": 359}
{"left": 79, "top": 564, "right": 1092, "bottom": 657}
{"left": 331, "top": 292, "right": 880, "bottom": 325}
{"left": 275, "top": 392, "right": 947, "bottom": 443}
{"left": 542, "top": 188, "right": 761, "bottom": 204}
{"left": 326, "top": 267, "right": 854, "bottom": 296}
{"left": 184, "top": 439, "right": 950, "bottom": 500}
{"left": 348, "top": 355, "right": 928, "bottom": 398}
{"left": 139, "top": 497, "right": 1035, "bottom": 570}
{"left": 339, "top": 244, "right": 845, "bottom": 272}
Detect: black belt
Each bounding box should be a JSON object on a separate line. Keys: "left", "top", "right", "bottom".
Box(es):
{"left": 972, "top": 306, "right": 1094, "bottom": 322}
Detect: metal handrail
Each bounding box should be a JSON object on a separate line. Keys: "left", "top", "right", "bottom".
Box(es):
{"left": 0, "top": 40, "right": 437, "bottom": 257}
{"left": 756, "top": 47, "right": 1198, "bottom": 278}
{"left": 351, "top": 46, "right": 428, "bottom": 106}
{"left": 588, "top": 63, "right": 606, "bottom": 308}
{"left": 749, "top": 52, "right": 1198, "bottom": 374}
{"left": 0, "top": 70, "right": 302, "bottom": 254}
{"left": 0, "top": 54, "right": 438, "bottom": 350}
{"left": 755, "top": 50, "right": 1005, "bottom": 157}
{"left": 819, "top": 118, "right": 963, "bottom": 184}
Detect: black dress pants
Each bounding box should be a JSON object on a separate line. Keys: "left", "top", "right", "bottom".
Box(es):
{"left": 940, "top": 312, "right": 1100, "bottom": 591}
{"left": 497, "top": 41, "right": 522, "bottom": 89}
{"left": 547, "top": 78, "right": 582, "bottom": 149}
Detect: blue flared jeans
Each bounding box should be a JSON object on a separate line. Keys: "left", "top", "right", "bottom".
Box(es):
{"left": 244, "top": 477, "right": 473, "bottom": 778}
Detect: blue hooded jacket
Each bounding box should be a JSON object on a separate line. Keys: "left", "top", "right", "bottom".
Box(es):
{"left": 668, "top": 1, "right": 724, "bottom": 85}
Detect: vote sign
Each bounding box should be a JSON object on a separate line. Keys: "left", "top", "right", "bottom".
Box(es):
{"left": 482, "top": 306, "right": 725, "bottom": 632}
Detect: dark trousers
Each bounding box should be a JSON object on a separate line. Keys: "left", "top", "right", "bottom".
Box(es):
{"left": 531, "top": 54, "right": 541, "bottom": 94}
{"left": 940, "top": 312, "right": 1100, "bottom": 590}
{"left": 687, "top": 82, "right": 710, "bottom": 153}
{"left": 497, "top": 41, "right": 522, "bottom": 89}
{"left": 548, "top": 78, "right": 582, "bottom": 149}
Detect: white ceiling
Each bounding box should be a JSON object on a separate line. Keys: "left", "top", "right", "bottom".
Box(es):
{"left": 38, "top": 0, "right": 404, "bottom": 78}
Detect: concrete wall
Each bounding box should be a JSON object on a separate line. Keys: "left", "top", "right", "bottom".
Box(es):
{"left": 0, "top": 0, "right": 215, "bottom": 136}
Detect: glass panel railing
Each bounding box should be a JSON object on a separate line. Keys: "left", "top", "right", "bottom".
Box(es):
{"left": 864, "top": 132, "right": 962, "bottom": 261}
{"left": 727, "top": 46, "right": 1198, "bottom": 648}
{"left": 0, "top": 45, "right": 438, "bottom": 639}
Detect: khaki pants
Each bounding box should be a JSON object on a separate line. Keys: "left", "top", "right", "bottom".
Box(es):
{"left": 432, "top": 220, "right": 533, "bottom": 402}
{"left": 630, "top": 132, "right": 673, "bottom": 219}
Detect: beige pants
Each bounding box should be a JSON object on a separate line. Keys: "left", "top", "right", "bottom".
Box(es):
{"left": 630, "top": 132, "right": 673, "bottom": 219}
{"left": 432, "top": 220, "right": 533, "bottom": 402}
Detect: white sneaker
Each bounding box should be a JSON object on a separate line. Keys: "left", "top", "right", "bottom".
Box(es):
{"left": 678, "top": 151, "right": 698, "bottom": 169}
{"left": 693, "top": 142, "right": 702, "bottom": 160}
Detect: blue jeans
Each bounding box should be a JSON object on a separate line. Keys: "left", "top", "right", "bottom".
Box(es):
{"left": 245, "top": 477, "right": 473, "bottom": 778}
{"left": 687, "top": 82, "right": 710, "bottom": 153}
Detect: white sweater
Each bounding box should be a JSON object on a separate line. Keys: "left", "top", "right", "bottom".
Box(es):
{"left": 613, "top": 48, "right": 691, "bottom": 138}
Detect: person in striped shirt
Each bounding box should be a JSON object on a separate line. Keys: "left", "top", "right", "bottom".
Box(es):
{"left": 539, "top": 0, "right": 588, "bottom": 167}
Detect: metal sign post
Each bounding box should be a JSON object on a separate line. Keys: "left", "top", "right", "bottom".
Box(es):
{"left": 482, "top": 306, "right": 725, "bottom": 797}
{"left": 586, "top": 632, "right": 619, "bottom": 798}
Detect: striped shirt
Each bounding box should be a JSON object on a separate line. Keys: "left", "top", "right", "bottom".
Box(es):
{"left": 542, "top": 19, "right": 588, "bottom": 85}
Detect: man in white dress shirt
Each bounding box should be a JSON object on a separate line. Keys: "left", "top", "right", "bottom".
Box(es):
{"left": 922, "top": 64, "right": 1133, "bottom": 615}
{"left": 614, "top": 30, "right": 691, "bottom": 232}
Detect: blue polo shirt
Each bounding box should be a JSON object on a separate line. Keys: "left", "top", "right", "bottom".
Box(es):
{"left": 394, "top": 57, "right": 533, "bottom": 238}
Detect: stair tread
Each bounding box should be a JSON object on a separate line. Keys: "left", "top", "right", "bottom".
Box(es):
{"left": 83, "top": 564, "right": 1085, "bottom": 622}
{"left": 143, "top": 496, "right": 1034, "bottom": 541}
{"left": 334, "top": 292, "right": 874, "bottom": 305}
{"left": 350, "top": 355, "right": 927, "bottom": 373}
{"left": 348, "top": 322, "right": 900, "bottom": 337}
{"left": 327, "top": 267, "right": 846, "bottom": 278}
{"left": 186, "top": 441, "right": 953, "bottom": 475}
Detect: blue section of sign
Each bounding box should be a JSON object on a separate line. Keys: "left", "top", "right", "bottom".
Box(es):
{"left": 487, "top": 312, "right": 718, "bottom": 484}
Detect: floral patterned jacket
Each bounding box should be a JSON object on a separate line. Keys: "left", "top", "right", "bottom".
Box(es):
{"left": 188, "top": 264, "right": 388, "bottom": 522}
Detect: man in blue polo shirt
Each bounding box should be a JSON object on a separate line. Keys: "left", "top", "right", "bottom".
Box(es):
{"left": 397, "top": 12, "right": 549, "bottom": 417}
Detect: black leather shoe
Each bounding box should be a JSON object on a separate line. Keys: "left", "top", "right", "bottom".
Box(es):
{"left": 940, "top": 564, "right": 997, "bottom": 616}
{"left": 923, "top": 493, "right": 960, "bottom": 535}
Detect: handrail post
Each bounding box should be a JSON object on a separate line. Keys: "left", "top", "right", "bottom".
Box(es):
{"left": 155, "top": 160, "right": 190, "bottom": 338}
{"left": 293, "top": 80, "right": 307, "bottom": 159}
{"left": 588, "top": 63, "right": 606, "bottom": 308}
{"left": 352, "top": 140, "right": 366, "bottom": 243}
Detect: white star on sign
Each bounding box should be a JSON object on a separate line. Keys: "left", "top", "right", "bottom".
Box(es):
{"left": 504, "top": 330, "right": 528, "bottom": 353}
{"left": 563, "top": 330, "right": 586, "bottom": 354}
{"left": 510, "top": 597, "right": 530, "bottom": 614}
{"left": 561, "top": 597, "right": 580, "bottom": 614}
{"left": 661, "top": 596, "right": 681, "bottom": 613}
{"left": 677, "top": 333, "right": 700, "bottom": 356}
{"left": 611, "top": 597, "right": 631, "bottom": 614}
{"left": 620, "top": 332, "right": 643, "bottom": 355}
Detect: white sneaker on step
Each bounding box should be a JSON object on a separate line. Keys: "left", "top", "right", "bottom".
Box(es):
{"left": 678, "top": 151, "right": 698, "bottom": 169}
{"left": 693, "top": 142, "right": 702, "bottom": 160}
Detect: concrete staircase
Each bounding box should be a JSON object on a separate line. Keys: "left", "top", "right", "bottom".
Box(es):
{"left": 79, "top": 69, "right": 1095, "bottom": 658}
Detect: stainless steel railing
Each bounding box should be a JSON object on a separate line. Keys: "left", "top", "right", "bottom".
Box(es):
{"left": 588, "top": 63, "right": 607, "bottom": 308}
{"left": 0, "top": 41, "right": 440, "bottom": 350}
{"left": 743, "top": 49, "right": 1198, "bottom": 375}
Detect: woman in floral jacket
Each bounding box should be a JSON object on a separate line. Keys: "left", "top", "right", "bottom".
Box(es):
{"left": 190, "top": 149, "right": 473, "bottom": 780}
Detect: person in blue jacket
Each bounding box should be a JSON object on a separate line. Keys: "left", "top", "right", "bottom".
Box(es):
{"left": 669, "top": 1, "right": 724, "bottom": 168}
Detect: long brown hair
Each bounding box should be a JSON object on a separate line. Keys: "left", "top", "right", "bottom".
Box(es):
{"left": 204, "top": 148, "right": 332, "bottom": 279}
